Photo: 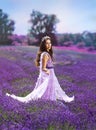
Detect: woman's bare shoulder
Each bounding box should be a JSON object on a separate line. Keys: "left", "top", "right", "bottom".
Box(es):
{"left": 41, "top": 52, "right": 49, "bottom": 58}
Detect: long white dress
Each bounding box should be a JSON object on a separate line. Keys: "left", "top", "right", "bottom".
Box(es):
{"left": 6, "top": 52, "right": 74, "bottom": 103}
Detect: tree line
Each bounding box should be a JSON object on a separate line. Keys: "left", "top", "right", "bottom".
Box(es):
{"left": 0, "top": 9, "right": 96, "bottom": 48}
{"left": 57, "top": 31, "right": 96, "bottom": 48}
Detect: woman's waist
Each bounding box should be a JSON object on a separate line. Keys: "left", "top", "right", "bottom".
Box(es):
{"left": 46, "top": 66, "right": 54, "bottom": 69}
{"left": 39, "top": 66, "right": 54, "bottom": 70}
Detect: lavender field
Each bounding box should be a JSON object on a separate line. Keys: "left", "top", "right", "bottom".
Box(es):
{"left": 0, "top": 46, "right": 96, "bottom": 130}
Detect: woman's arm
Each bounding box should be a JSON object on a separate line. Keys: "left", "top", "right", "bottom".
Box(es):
{"left": 42, "top": 54, "right": 50, "bottom": 74}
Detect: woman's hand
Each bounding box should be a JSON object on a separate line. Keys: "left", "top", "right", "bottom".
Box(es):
{"left": 45, "top": 69, "right": 50, "bottom": 75}
{"left": 42, "top": 68, "right": 50, "bottom": 75}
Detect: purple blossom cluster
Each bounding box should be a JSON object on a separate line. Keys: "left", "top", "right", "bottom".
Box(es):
{"left": 0, "top": 46, "right": 96, "bottom": 130}
{"left": 8, "top": 34, "right": 28, "bottom": 46}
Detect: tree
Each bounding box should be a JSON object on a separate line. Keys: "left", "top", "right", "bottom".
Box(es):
{"left": 82, "top": 31, "right": 94, "bottom": 47}
{"left": 92, "top": 33, "right": 96, "bottom": 48}
{"left": 28, "top": 10, "right": 59, "bottom": 45}
{"left": 0, "top": 9, "right": 15, "bottom": 45}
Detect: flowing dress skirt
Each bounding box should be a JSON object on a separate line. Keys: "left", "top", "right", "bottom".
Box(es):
{"left": 6, "top": 68, "right": 74, "bottom": 103}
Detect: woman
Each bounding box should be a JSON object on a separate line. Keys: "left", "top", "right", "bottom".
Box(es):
{"left": 6, "top": 36, "right": 74, "bottom": 103}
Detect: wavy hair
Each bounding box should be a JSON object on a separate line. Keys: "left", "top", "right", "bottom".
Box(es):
{"left": 35, "top": 36, "right": 53, "bottom": 66}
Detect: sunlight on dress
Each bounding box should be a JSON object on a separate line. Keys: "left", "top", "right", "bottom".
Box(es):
{"left": 6, "top": 52, "right": 74, "bottom": 103}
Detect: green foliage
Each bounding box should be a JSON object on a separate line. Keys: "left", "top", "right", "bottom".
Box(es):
{"left": 28, "top": 10, "right": 59, "bottom": 45}
{"left": 57, "top": 31, "right": 96, "bottom": 48}
{"left": 0, "top": 9, "right": 15, "bottom": 45}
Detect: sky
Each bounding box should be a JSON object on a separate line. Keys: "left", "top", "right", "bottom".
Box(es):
{"left": 1, "top": 0, "right": 96, "bottom": 35}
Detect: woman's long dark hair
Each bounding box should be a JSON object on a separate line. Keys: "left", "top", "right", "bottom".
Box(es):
{"left": 35, "top": 36, "right": 53, "bottom": 66}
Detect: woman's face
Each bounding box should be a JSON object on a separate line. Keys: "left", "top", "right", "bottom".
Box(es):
{"left": 45, "top": 39, "right": 52, "bottom": 51}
